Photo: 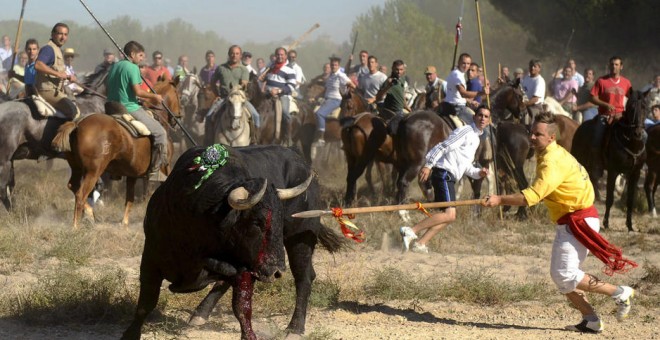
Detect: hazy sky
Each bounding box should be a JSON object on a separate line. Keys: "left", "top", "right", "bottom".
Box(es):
{"left": 1, "top": 0, "right": 387, "bottom": 44}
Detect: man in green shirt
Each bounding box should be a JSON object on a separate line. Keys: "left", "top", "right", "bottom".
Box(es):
{"left": 106, "top": 40, "right": 167, "bottom": 175}
{"left": 205, "top": 45, "right": 260, "bottom": 142}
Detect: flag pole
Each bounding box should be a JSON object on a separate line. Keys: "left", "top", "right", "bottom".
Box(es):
{"left": 450, "top": 0, "right": 465, "bottom": 71}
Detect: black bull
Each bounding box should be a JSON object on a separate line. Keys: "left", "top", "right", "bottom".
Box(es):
{"left": 123, "top": 145, "right": 345, "bottom": 339}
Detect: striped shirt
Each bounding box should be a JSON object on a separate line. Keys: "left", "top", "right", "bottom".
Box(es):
{"left": 424, "top": 123, "right": 483, "bottom": 180}
{"left": 265, "top": 65, "right": 297, "bottom": 95}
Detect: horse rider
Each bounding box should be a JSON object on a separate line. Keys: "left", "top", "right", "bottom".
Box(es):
{"left": 173, "top": 54, "right": 191, "bottom": 79}
{"left": 22, "top": 39, "right": 39, "bottom": 97}
{"left": 346, "top": 50, "right": 369, "bottom": 85}
{"left": 589, "top": 56, "right": 633, "bottom": 166}
{"left": 34, "top": 23, "right": 78, "bottom": 120}
{"left": 313, "top": 56, "right": 356, "bottom": 147}
{"left": 242, "top": 51, "right": 257, "bottom": 78}
{"left": 400, "top": 106, "right": 491, "bottom": 253}
{"left": 93, "top": 48, "right": 116, "bottom": 74}
{"left": 105, "top": 41, "right": 168, "bottom": 176}
{"left": 205, "top": 45, "right": 260, "bottom": 140}
{"left": 375, "top": 59, "right": 411, "bottom": 134}
{"left": 440, "top": 53, "right": 489, "bottom": 124}
{"left": 63, "top": 48, "right": 83, "bottom": 96}
{"left": 259, "top": 46, "right": 298, "bottom": 144}
{"left": 521, "top": 58, "right": 546, "bottom": 123}
{"left": 358, "top": 55, "right": 387, "bottom": 108}
{"left": 482, "top": 111, "right": 636, "bottom": 334}
{"left": 287, "top": 49, "right": 306, "bottom": 98}
{"left": 198, "top": 50, "right": 218, "bottom": 87}
{"left": 142, "top": 50, "right": 172, "bottom": 90}
{"left": 423, "top": 65, "right": 446, "bottom": 111}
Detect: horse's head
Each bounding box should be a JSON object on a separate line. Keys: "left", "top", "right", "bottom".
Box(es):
{"left": 177, "top": 74, "right": 201, "bottom": 108}
{"left": 491, "top": 80, "right": 526, "bottom": 123}
{"left": 227, "top": 85, "right": 248, "bottom": 128}
{"left": 152, "top": 80, "right": 182, "bottom": 128}
{"left": 623, "top": 91, "right": 646, "bottom": 140}
{"left": 340, "top": 87, "right": 367, "bottom": 118}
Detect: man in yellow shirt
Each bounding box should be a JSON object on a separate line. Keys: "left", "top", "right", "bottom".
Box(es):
{"left": 483, "top": 111, "right": 637, "bottom": 334}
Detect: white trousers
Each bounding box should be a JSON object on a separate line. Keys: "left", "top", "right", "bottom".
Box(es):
{"left": 549, "top": 217, "right": 601, "bottom": 294}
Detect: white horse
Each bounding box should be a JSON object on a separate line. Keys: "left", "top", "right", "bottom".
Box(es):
{"left": 213, "top": 85, "right": 252, "bottom": 146}
{"left": 544, "top": 96, "right": 582, "bottom": 123}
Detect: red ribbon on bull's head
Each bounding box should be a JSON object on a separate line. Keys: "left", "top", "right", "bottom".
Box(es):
{"left": 331, "top": 207, "right": 365, "bottom": 243}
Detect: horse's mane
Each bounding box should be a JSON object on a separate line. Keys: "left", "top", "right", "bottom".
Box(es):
{"left": 83, "top": 65, "right": 111, "bottom": 93}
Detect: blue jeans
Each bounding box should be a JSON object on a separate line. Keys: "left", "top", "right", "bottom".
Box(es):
{"left": 582, "top": 107, "right": 598, "bottom": 121}
{"left": 315, "top": 98, "right": 341, "bottom": 131}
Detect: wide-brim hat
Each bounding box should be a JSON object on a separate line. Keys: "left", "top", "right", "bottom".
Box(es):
{"left": 63, "top": 47, "right": 78, "bottom": 57}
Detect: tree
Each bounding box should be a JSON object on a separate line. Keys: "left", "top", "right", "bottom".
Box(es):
{"left": 488, "top": 0, "right": 660, "bottom": 84}
{"left": 348, "top": 0, "right": 454, "bottom": 86}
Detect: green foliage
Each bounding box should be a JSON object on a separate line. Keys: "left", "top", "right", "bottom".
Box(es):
{"left": 351, "top": 0, "right": 454, "bottom": 86}
{"left": 488, "top": 0, "right": 660, "bottom": 83}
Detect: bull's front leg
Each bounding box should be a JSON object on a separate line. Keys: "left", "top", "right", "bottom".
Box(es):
{"left": 122, "top": 259, "right": 163, "bottom": 340}
{"left": 189, "top": 280, "right": 231, "bottom": 326}
{"left": 232, "top": 271, "right": 256, "bottom": 340}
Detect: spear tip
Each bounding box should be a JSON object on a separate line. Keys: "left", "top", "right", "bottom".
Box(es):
{"left": 291, "top": 210, "right": 330, "bottom": 218}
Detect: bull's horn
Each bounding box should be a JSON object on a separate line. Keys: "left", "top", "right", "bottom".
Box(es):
{"left": 228, "top": 180, "right": 268, "bottom": 210}
{"left": 277, "top": 173, "right": 314, "bottom": 200}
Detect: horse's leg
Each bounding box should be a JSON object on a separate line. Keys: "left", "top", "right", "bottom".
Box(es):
{"left": 0, "top": 159, "right": 13, "bottom": 210}
{"left": 344, "top": 156, "right": 368, "bottom": 205}
{"left": 625, "top": 167, "right": 642, "bottom": 232}
{"left": 603, "top": 169, "right": 618, "bottom": 229}
{"left": 365, "top": 160, "right": 375, "bottom": 197}
{"left": 74, "top": 170, "right": 100, "bottom": 229}
{"left": 122, "top": 177, "right": 137, "bottom": 226}
{"left": 645, "top": 167, "right": 658, "bottom": 218}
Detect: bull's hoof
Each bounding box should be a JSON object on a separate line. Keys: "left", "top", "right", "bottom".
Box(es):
{"left": 188, "top": 315, "right": 208, "bottom": 326}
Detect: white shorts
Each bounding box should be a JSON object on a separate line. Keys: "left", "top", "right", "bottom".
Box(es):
{"left": 549, "top": 217, "right": 601, "bottom": 294}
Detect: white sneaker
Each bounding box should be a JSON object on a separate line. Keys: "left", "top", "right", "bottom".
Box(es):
{"left": 399, "top": 226, "right": 417, "bottom": 252}
{"left": 411, "top": 243, "right": 429, "bottom": 254}
{"left": 613, "top": 286, "right": 635, "bottom": 321}
{"left": 565, "top": 319, "right": 604, "bottom": 333}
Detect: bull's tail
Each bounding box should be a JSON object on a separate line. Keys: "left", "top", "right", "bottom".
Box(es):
{"left": 318, "top": 224, "right": 348, "bottom": 253}
{"left": 51, "top": 121, "right": 77, "bottom": 152}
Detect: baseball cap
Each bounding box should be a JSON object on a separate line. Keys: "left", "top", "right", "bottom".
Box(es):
{"left": 514, "top": 67, "right": 524, "bottom": 74}
{"left": 103, "top": 48, "right": 114, "bottom": 56}
{"left": 424, "top": 66, "right": 436, "bottom": 74}
{"left": 242, "top": 51, "right": 252, "bottom": 58}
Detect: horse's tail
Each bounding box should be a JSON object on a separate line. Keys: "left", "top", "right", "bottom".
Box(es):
{"left": 51, "top": 121, "right": 77, "bottom": 152}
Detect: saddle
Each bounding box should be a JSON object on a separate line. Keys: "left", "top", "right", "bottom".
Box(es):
{"left": 26, "top": 94, "right": 70, "bottom": 120}
{"left": 105, "top": 101, "right": 152, "bottom": 138}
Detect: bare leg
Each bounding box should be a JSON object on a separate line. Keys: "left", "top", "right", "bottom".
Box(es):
{"left": 411, "top": 207, "right": 456, "bottom": 246}
{"left": 566, "top": 274, "right": 617, "bottom": 316}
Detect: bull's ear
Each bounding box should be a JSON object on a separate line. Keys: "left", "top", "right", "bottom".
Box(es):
{"left": 228, "top": 179, "right": 268, "bottom": 210}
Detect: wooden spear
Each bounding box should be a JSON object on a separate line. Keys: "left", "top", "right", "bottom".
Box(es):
{"left": 292, "top": 199, "right": 486, "bottom": 218}
{"left": 6, "top": 0, "right": 27, "bottom": 95}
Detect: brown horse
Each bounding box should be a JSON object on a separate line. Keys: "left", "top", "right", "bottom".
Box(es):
{"left": 491, "top": 84, "right": 578, "bottom": 218}
{"left": 340, "top": 88, "right": 396, "bottom": 204}
{"left": 52, "top": 80, "right": 181, "bottom": 228}
{"left": 645, "top": 124, "right": 660, "bottom": 218}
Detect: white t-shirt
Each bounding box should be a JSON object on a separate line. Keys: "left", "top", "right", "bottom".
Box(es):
{"left": 522, "top": 74, "right": 546, "bottom": 104}
{"left": 444, "top": 68, "right": 467, "bottom": 106}
{"left": 324, "top": 71, "right": 351, "bottom": 100}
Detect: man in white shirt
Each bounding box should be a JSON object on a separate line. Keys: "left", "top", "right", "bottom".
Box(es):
{"left": 242, "top": 51, "right": 256, "bottom": 77}
{"left": 424, "top": 66, "right": 446, "bottom": 110}
{"left": 287, "top": 49, "right": 306, "bottom": 96}
{"left": 400, "top": 106, "right": 491, "bottom": 253}
{"left": 358, "top": 55, "right": 387, "bottom": 106}
{"left": 441, "top": 53, "right": 489, "bottom": 124}
{"left": 521, "top": 59, "right": 546, "bottom": 121}
{"left": 0, "top": 35, "right": 12, "bottom": 68}
{"left": 315, "top": 56, "right": 356, "bottom": 145}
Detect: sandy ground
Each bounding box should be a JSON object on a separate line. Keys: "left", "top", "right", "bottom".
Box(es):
{"left": 0, "top": 216, "right": 657, "bottom": 340}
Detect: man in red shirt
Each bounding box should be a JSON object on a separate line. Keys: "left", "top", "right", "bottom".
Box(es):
{"left": 589, "top": 56, "right": 632, "bottom": 164}
{"left": 142, "top": 50, "right": 172, "bottom": 90}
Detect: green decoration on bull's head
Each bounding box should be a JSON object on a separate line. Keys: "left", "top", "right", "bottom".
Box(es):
{"left": 190, "top": 144, "right": 230, "bottom": 189}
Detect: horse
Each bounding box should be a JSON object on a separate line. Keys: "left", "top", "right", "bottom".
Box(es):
{"left": 210, "top": 85, "right": 252, "bottom": 147}
{"left": 176, "top": 73, "right": 204, "bottom": 145}
{"left": 0, "top": 85, "right": 106, "bottom": 210}
{"left": 51, "top": 80, "right": 181, "bottom": 228}
{"left": 339, "top": 87, "right": 399, "bottom": 204}
{"left": 490, "top": 83, "right": 579, "bottom": 218}
{"left": 645, "top": 124, "right": 660, "bottom": 218}
{"left": 572, "top": 91, "right": 647, "bottom": 231}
